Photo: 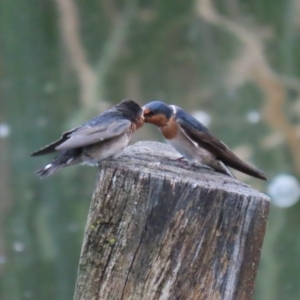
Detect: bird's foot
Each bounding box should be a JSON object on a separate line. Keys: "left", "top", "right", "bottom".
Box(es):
{"left": 174, "top": 156, "right": 188, "bottom": 168}
{"left": 175, "top": 156, "right": 186, "bottom": 162}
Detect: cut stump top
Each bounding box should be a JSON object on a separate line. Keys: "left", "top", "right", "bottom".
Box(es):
{"left": 101, "top": 141, "right": 269, "bottom": 200}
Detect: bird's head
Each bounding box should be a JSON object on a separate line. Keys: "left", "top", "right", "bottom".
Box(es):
{"left": 118, "top": 99, "right": 144, "bottom": 128}
{"left": 119, "top": 99, "right": 142, "bottom": 117}
{"left": 143, "top": 101, "right": 173, "bottom": 127}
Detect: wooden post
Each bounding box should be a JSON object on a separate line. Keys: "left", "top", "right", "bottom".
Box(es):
{"left": 74, "top": 141, "right": 270, "bottom": 300}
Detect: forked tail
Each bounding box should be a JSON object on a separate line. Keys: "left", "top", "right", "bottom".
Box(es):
{"left": 35, "top": 162, "right": 65, "bottom": 178}
{"left": 35, "top": 150, "right": 80, "bottom": 178}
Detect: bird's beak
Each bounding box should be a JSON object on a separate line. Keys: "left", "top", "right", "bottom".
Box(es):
{"left": 142, "top": 106, "right": 150, "bottom": 114}
{"left": 142, "top": 106, "right": 151, "bottom": 121}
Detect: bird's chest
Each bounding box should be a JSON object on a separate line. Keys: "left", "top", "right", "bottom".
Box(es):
{"left": 159, "top": 120, "right": 179, "bottom": 140}
{"left": 167, "top": 128, "right": 215, "bottom": 163}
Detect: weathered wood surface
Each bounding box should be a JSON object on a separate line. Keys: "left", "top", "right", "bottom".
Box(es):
{"left": 74, "top": 141, "right": 270, "bottom": 300}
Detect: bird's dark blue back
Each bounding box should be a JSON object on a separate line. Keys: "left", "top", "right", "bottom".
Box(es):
{"left": 175, "top": 107, "right": 210, "bottom": 134}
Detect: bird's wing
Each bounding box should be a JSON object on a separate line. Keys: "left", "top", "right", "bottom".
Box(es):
{"left": 175, "top": 108, "right": 267, "bottom": 180}
{"left": 31, "top": 128, "right": 78, "bottom": 156}
{"left": 56, "top": 118, "right": 131, "bottom": 151}
{"left": 175, "top": 108, "right": 226, "bottom": 154}
{"left": 31, "top": 117, "right": 131, "bottom": 156}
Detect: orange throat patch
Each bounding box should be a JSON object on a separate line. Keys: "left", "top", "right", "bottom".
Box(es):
{"left": 145, "top": 113, "right": 168, "bottom": 126}
{"left": 159, "top": 116, "right": 178, "bottom": 140}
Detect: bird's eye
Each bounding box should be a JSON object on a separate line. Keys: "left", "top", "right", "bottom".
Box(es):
{"left": 147, "top": 111, "right": 155, "bottom": 116}
{"left": 144, "top": 109, "right": 155, "bottom": 117}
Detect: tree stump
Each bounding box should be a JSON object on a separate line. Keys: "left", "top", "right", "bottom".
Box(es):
{"left": 74, "top": 141, "right": 270, "bottom": 300}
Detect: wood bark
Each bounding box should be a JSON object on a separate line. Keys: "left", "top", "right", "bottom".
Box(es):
{"left": 74, "top": 141, "right": 270, "bottom": 300}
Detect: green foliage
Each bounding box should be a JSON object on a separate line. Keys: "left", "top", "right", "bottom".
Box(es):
{"left": 0, "top": 0, "right": 299, "bottom": 299}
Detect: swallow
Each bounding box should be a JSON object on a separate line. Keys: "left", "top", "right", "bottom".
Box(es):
{"left": 32, "top": 99, "right": 144, "bottom": 178}
{"left": 143, "top": 101, "right": 266, "bottom": 180}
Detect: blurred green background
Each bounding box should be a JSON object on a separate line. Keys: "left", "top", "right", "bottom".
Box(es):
{"left": 1, "top": 0, "right": 300, "bottom": 299}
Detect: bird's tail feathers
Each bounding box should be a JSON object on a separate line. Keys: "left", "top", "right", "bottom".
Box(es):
{"left": 224, "top": 156, "right": 267, "bottom": 180}
{"left": 35, "top": 163, "right": 65, "bottom": 178}
{"left": 35, "top": 151, "right": 79, "bottom": 178}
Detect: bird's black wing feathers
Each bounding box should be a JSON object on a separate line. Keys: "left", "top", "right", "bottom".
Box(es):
{"left": 175, "top": 108, "right": 267, "bottom": 180}
{"left": 56, "top": 118, "right": 130, "bottom": 151}
{"left": 31, "top": 128, "right": 78, "bottom": 156}
{"left": 175, "top": 108, "right": 226, "bottom": 153}
{"left": 31, "top": 110, "right": 131, "bottom": 156}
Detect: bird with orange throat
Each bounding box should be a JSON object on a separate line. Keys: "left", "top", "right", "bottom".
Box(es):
{"left": 143, "top": 101, "right": 266, "bottom": 180}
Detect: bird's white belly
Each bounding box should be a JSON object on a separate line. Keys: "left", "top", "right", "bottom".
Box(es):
{"left": 168, "top": 129, "right": 215, "bottom": 164}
